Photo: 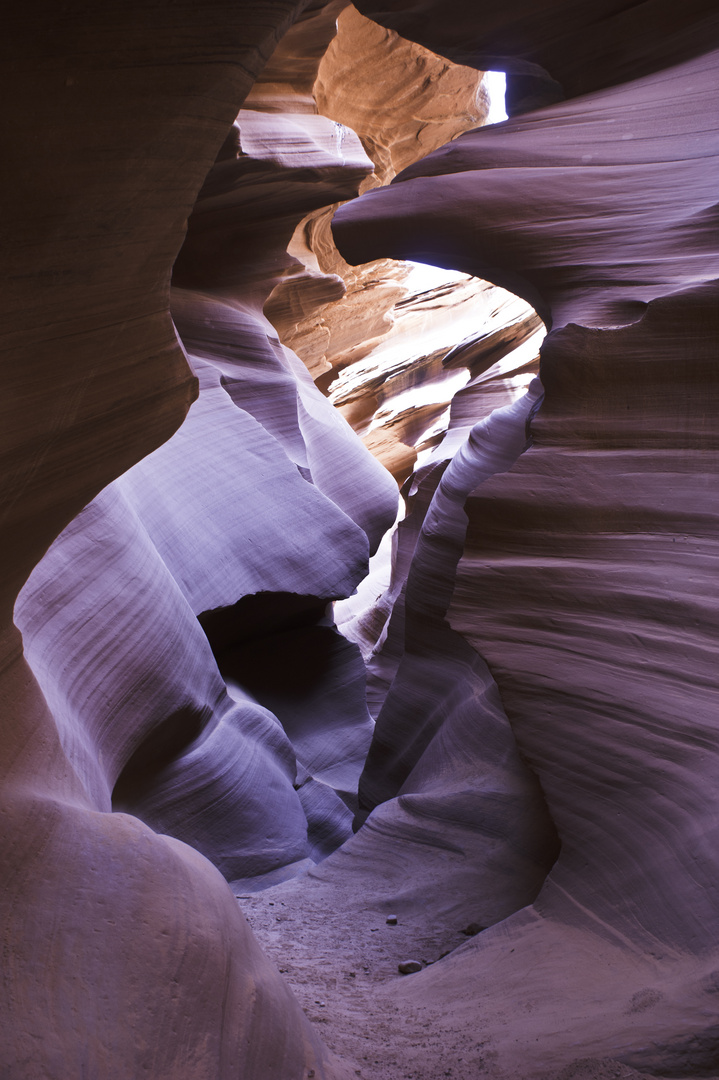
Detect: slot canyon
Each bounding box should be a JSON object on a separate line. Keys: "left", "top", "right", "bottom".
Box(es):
{"left": 2, "top": 2, "right": 719, "bottom": 1078}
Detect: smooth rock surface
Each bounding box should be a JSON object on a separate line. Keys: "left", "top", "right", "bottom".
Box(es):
{"left": 0, "top": 3, "right": 363, "bottom": 1077}
{"left": 333, "top": 48, "right": 719, "bottom": 329}
{"left": 353, "top": 0, "right": 719, "bottom": 107}
{"left": 321, "top": 5, "right": 719, "bottom": 1077}
{"left": 4, "top": 1, "right": 719, "bottom": 1078}
{"left": 453, "top": 283, "right": 719, "bottom": 954}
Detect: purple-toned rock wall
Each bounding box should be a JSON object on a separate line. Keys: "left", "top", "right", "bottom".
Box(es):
{"left": 2, "top": 1, "right": 719, "bottom": 1077}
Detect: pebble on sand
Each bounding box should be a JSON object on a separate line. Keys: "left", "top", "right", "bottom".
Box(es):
{"left": 398, "top": 960, "right": 423, "bottom": 975}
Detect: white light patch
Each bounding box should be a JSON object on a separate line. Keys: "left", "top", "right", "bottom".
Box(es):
{"left": 403, "top": 261, "right": 469, "bottom": 294}
{"left": 367, "top": 366, "right": 471, "bottom": 435}
{"left": 484, "top": 70, "right": 508, "bottom": 124}
{"left": 394, "top": 74, "right": 507, "bottom": 294}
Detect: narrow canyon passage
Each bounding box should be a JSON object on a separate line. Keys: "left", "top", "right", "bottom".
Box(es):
{"left": 2, "top": 2, "right": 719, "bottom": 1079}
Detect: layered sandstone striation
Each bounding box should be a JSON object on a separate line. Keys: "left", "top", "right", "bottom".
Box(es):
{"left": 334, "top": 47, "right": 719, "bottom": 330}
{"left": 328, "top": 276, "right": 542, "bottom": 482}
{"left": 3, "top": 1, "right": 719, "bottom": 1078}
{"left": 353, "top": 0, "right": 719, "bottom": 111}
{"left": 327, "top": 3, "right": 719, "bottom": 1076}
{"left": 262, "top": 10, "right": 543, "bottom": 485}
{"left": 264, "top": 0, "right": 493, "bottom": 471}
{"left": 16, "top": 5, "right": 402, "bottom": 899}
{"left": 453, "top": 283, "right": 719, "bottom": 957}
{"left": 378, "top": 283, "right": 719, "bottom": 1078}
{"left": 0, "top": 2, "right": 370, "bottom": 1077}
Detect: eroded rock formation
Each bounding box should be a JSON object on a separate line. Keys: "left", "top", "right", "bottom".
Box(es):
{"left": 1, "top": 2, "right": 365, "bottom": 1077}
{"left": 264, "top": 2, "right": 498, "bottom": 483}
{"left": 3, "top": 1, "right": 719, "bottom": 1078}
{"left": 327, "top": 4, "right": 719, "bottom": 1076}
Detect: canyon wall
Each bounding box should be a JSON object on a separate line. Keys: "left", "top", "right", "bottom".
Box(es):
{"left": 330, "top": 3, "right": 719, "bottom": 1075}
{"left": 1, "top": 2, "right": 359, "bottom": 1077}
{"left": 2, "top": 1, "right": 719, "bottom": 1078}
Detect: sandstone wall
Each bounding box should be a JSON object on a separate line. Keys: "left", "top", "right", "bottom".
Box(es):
{"left": 330, "top": 5, "right": 719, "bottom": 1074}
{"left": 0, "top": 3, "right": 361, "bottom": 1077}
{"left": 3, "top": 1, "right": 719, "bottom": 1077}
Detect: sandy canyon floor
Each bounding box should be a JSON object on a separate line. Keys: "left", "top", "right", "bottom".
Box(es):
{"left": 238, "top": 877, "right": 700, "bottom": 1080}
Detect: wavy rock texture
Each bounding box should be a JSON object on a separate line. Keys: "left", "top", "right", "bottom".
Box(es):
{"left": 314, "top": 4, "right": 488, "bottom": 186}
{"left": 15, "top": 360, "right": 375, "bottom": 880}
{"left": 453, "top": 284, "right": 719, "bottom": 952}
{"left": 244, "top": 0, "right": 351, "bottom": 115}
{"left": 6, "top": 3, "right": 509, "bottom": 1074}
{"left": 335, "top": 313, "right": 544, "bottom": 712}
{"left": 354, "top": 0, "right": 719, "bottom": 110}
{"left": 329, "top": 276, "right": 542, "bottom": 482}
{"left": 327, "top": 3, "right": 719, "bottom": 1075}
{"left": 0, "top": 2, "right": 368, "bottom": 1077}
{"left": 267, "top": 6, "right": 535, "bottom": 486}
{"left": 337, "top": 386, "right": 560, "bottom": 926}
{"left": 400, "top": 283, "right": 719, "bottom": 1078}
{"left": 6, "top": 0, "right": 719, "bottom": 1078}
{"left": 265, "top": 2, "right": 488, "bottom": 392}
{"left": 334, "top": 47, "right": 719, "bottom": 330}
{"left": 228, "top": 391, "right": 560, "bottom": 1080}
{"left": 17, "top": 21, "right": 401, "bottom": 888}
{"left": 261, "top": 5, "right": 536, "bottom": 489}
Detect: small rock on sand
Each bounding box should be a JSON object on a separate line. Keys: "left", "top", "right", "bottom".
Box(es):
{"left": 398, "top": 960, "right": 423, "bottom": 975}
